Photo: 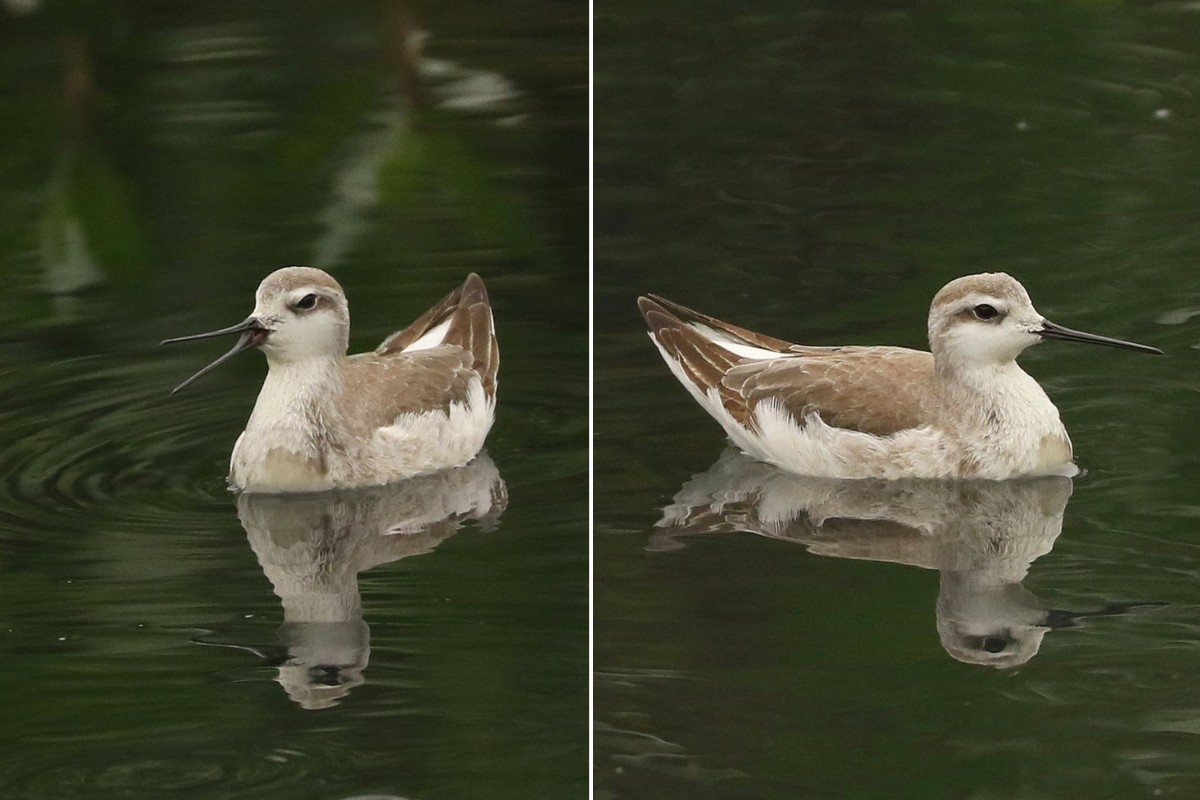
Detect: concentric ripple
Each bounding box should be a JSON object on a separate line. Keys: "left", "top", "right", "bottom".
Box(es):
{"left": 0, "top": 747, "right": 318, "bottom": 800}
{"left": 0, "top": 347, "right": 246, "bottom": 529}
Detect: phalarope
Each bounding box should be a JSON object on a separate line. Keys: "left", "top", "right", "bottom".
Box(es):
{"left": 639, "top": 273, "right": 1161, "bottom": 480}
{"left": 164, "top": 267, "right": 498, "bottom": 493}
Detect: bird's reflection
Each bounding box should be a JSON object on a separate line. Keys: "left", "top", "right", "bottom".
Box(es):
{"left": 653, "top": 449, "right": 1154, "bottom": 668}
{"left": 230, "top": 454, "right": 505, "bottom": 709}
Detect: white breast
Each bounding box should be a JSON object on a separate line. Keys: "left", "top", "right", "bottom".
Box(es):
{"left": 229, "top": 361, "right": 340, "bottom": 492}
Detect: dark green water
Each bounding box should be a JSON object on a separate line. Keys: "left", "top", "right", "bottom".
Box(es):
{"left": 596, "top": 2, "right": 1200, "bottom": 798}
{"left": 0, "top": 2, "right": 587, "bottom": 798}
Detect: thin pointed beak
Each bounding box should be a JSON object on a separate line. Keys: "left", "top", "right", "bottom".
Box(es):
{"left": 161, "top": 317, "right": 263, "bottom": 345}
{"left": 162, "top": 317, "right": 270, "bottom": 394}
{"left": 1036, "top": 319, "right": 1163, "bottom": 355}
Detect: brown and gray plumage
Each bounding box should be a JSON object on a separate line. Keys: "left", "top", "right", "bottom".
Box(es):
{"left": 639, "top": 273, "right": 1160, "bottom": 480}
{"left": 163, "top": 267, "right": 499, "bottom": 493}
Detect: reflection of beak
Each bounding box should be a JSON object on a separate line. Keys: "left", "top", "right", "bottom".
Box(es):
{"left": 161, "top": 317, "right": 270, "bottom": 394}
{"left": 1036, "top": 319, "right": 1163, "bottom": 355}
{"left": 1042, "top": 601, "right": 1168, "bottom": 629}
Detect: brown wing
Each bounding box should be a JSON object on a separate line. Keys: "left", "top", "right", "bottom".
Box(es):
{"left": 339, "top": 346, "right": 479, "bottom": 434}
{"left": 724, "top": 347, "right": 936, "bottom": 436}
{"left": 641, "top": 294, "right": 796, "bottom": 353}
{"left": 376, "top": 273, "right": 499, "bottom": 399}
{"left": 640, "top": 294, "right": 935, "bottom": 435}
{"left": 639, "top": 295, "right": 756, "bottom": 424}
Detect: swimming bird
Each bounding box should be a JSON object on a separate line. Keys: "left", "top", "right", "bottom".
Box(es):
{"left": 638, "top": 273, "right": 1161, "bottom": 480}
{"left": 164, "top": 267, "right": 498, "bottom": 493}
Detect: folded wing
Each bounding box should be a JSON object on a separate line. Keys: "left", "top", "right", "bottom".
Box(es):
{"left": 639, "top": 294, "right": 936, "bottom": 437}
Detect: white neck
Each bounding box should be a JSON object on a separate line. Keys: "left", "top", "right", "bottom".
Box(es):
{"left": 936, "top": 357, "right": 1038, "bottom": 418}
{"left": 247, "top": 357, "right": 343, "bottom": 439}
{"left": 934, "top": 357, "right": 1071, "bottom": 478}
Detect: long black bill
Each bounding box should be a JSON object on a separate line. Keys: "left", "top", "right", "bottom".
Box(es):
{"left": 1037, "top": 319, "right": 1163, "bottom": 355}
{"left": 161, "top": 317, "right": 269, "bottom": 394}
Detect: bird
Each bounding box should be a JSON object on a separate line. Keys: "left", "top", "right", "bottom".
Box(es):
{"left": 163, "top": 267, "right": 499, "bottom": 493}
{"left": 638, "top": 273, "right": 1161, "bottom": 480}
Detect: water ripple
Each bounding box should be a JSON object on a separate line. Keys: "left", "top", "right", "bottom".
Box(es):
{"left": 0, "top": 351, "right": 238, "bottom": 536}
{"left": 0, "top": 748, "right": 305, "bottom": 800}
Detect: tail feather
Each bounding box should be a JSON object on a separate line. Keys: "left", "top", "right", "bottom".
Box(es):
{"left": 444, "top": 301, "right": 498, "bottom": 397}
{"left": 379, "top": 273, "right": 498, "bottom": 398}
{"left": 638, "top": 295, "right": 755, "bottom": 426}
{"left": 642, "top": 294, "right": 795, "bottom": 354}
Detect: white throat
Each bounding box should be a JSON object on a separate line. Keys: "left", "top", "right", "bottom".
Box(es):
{"left": 247, "top": 358, "right": 343, "bottom": 440}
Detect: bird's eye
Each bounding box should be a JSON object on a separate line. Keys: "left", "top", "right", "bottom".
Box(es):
{"left": 295, "top": 294, "right": 318, "bottom": 311}
{"left": 972, "top": 303, "right": 1000, "bottom": 320}
{"left": 982, "top": 637, "right": 1008, "bottom": 653}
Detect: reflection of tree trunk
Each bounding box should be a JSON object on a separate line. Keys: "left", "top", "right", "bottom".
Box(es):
{"left": 61, "top": 33, "right": 98, "bottom": 143}
{"left": 384, "top": 0, "right": 429, "bottom": 111}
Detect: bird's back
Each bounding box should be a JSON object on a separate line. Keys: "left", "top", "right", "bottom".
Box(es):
{"left": 638, "top": 294, "right": 936, "bottom": 437}
{"left": 375, "top": 272, "right": 498, "bottom": 400}
{"left": 327, "top": 273, "right": 499, "bottom": 484}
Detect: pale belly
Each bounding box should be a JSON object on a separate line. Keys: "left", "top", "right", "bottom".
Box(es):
{"left": 229, "top": 435, "right": 335, "bottom": 493}
{"left": 227, "top": 390, "right": 495, "bottom": 493}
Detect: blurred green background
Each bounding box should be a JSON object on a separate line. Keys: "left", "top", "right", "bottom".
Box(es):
{"left": 0, "top": 1, "right": 586, "bottom": 798}
{"left": 595, "top": 1, "right": 1200, "bottom": 798}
